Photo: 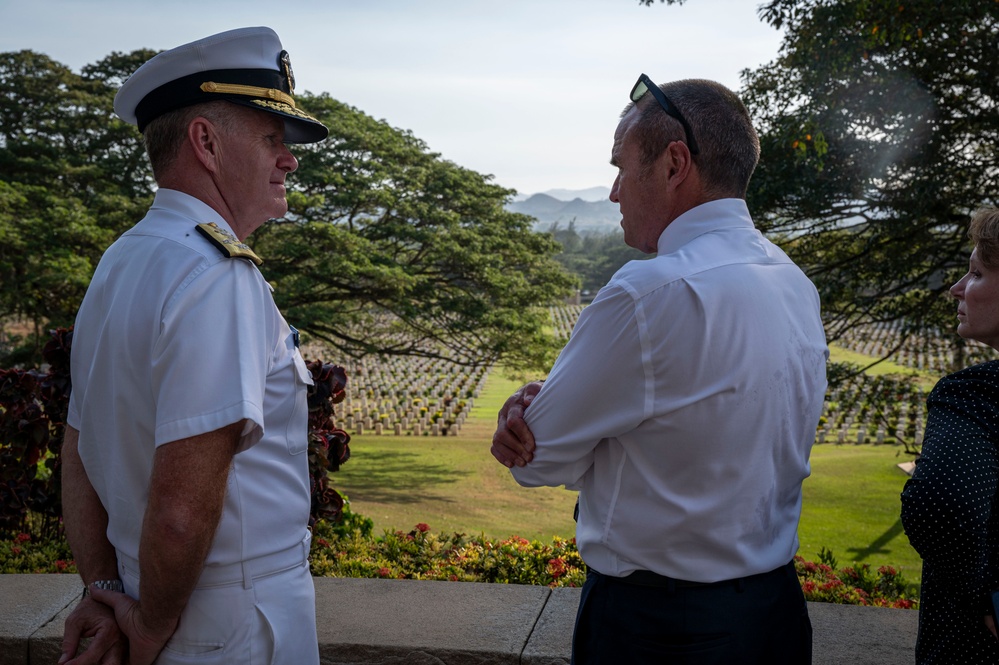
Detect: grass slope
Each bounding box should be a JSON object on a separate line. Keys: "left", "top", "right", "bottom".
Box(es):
{"left": 828, "top": 343, "right": 939, "bottom": 391}
{"left": 333, "top": 364, "right": 925, "bottom": 590}
{"left": 333, "top": 373, "right": 578, "bottom": 542}
{"left": 800, "top": 444, "right": 921, "bottom": 586}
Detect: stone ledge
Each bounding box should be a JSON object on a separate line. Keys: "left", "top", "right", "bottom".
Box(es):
{"left": 1, "top": 574, "right": 917, "bottom": 664}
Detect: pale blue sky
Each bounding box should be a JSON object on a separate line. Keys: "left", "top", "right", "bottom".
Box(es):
{"left": 0, "top": 0, "right": 783, "bottom": 196}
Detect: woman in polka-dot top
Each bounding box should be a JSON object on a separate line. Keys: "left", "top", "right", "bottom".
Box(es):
{"left": 901, "top": 206, "right": 999, "bottom": 664}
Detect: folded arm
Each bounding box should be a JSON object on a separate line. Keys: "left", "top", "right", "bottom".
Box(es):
{"left": 495, "top": 285, "right": 649, "bottom": 489}
{"left": 491, "top": 381, "right": 544, "bottom": 468}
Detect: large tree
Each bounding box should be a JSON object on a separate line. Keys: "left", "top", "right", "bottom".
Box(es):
{"left": 0, "top": 50, "right": 150, "bottom": 356}
{"left": 252, "top": 93, "right": 576, "bottom": 369}
{"left": 0, "top": 51, "right": 576, "bottom": 370}
{"left": 643, "top": 0, "right": 998, "bottom": 369}
{"left": 745, "top": 1, "right": 998, "bottom": 353}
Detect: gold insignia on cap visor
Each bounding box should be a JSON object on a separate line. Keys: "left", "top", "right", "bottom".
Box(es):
{"left": 200, "top": 81, "right": 297, "bottom": 107}
{"left": 249, "top": 99, "right": 321, "bottom": 122}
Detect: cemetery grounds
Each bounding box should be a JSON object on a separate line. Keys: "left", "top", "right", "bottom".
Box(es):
{"left": 327, "top": 307, "right": 999, "bottom": 592}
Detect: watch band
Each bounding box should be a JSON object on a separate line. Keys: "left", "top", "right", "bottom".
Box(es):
{"left": 83, "top": 579, "right": 124, "bottom": 596}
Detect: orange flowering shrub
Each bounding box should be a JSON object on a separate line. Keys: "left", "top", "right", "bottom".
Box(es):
{"left": 0, "top": 513, "right": 920, "bottom": 609}
{"left": 309, "top": 520, "right": 586, "bottom": 588}
{"left": 795, "top": 555, "right": 917, "bottom": 609}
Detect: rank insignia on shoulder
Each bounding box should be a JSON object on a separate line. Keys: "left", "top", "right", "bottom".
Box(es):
{"left": 195, "top": 222, "right": 263, "bottom": 266}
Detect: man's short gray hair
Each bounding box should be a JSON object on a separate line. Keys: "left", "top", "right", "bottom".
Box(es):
{"left": 142, "top": 101, "right": 242, "bottom": 181}
{"left": 622, "top": 79, "right": 760, "bottom": 199}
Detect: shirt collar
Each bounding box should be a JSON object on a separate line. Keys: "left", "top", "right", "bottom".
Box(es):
{"left": 149, "top": 188, "right": 238, "bottom": 238}
{"left": 656, "top": 198, "right": 755, "bottom": 255}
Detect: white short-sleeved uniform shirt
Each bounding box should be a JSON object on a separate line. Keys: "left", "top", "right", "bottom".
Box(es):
{"left": 67, "top": 188, "right": 313, "bottom": 567}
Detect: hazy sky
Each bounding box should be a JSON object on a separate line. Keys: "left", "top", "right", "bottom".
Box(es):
{"left": 1, "top": 0, "right": 784, "bottom": 196}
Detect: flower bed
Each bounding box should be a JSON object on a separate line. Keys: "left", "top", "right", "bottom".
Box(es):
{"left": 0, "top": 521, "right": 918, "bottom": 608}
{"left": 795, "top": 554, "right": 916, "bottom": 609}
{"left": 309, "top": 519, "right": 586, "bottom": 588}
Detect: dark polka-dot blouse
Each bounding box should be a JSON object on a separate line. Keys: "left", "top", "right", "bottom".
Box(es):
{"left": 901, "top": 361, "right": 999, "bottom": 664}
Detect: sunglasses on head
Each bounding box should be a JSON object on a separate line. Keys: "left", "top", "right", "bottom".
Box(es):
{"left": 630, "top": 73, "right": 700, "bottom": 155}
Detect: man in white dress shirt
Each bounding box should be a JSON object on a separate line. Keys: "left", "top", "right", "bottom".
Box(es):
{"left": 58, "top": 27, "right": 328, "bottom": 665}
{"left": 492, "top": 76, "right": 827, "bottom": 664}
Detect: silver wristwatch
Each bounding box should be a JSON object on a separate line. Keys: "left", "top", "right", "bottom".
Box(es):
{"left": 83, "top": 579, "right": 124, "bottom": 596}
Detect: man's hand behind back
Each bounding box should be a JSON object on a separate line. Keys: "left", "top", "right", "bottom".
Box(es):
{"left": 87, "top": 587, "right": 179, "bottom": 665}
{"left": 58, "top": 596, "right": 126, "bottom": 665}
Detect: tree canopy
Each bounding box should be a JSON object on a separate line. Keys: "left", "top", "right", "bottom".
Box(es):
{"left": 638, "top": 0, "right": 997, "bottom": 368}
{"left": 0, "top": 50, "right": 151, "bottom": 359}
{"left": 254, "top": 93, "right": 576, "bottom": 369}
{"left": 743, "top": 0, "right": 998, "bottom": 362}
{"left": 10, "top": 0, "right": 995, "bottom": 370}
{"left": 546, "top": 221, "right": 648, "bottom": 295}
{"left": 0, "top": 50, "right": 576, "bottom": 371}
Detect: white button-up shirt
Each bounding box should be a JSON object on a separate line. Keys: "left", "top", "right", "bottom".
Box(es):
{"left": 68, "top": 189, "right": 313, "bottom": 568}
{"left": 513, "top": 198, "right": 828, "bottom": 583}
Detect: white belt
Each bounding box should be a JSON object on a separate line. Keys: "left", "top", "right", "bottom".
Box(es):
{"left": 117, "top": 530, "right": 311, "bottom": 590}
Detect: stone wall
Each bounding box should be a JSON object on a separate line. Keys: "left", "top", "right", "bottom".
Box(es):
{"left": 0, "top": 574, "right": 917, "bottom": 664}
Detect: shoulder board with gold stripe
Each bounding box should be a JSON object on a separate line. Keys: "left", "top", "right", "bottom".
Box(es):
{"left": 195, "top": 222, "right": 263, "bottom": 266}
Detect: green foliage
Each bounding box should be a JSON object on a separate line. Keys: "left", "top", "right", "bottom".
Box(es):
{"left": 743, "top": 0, "right": 999, "bottom": 352}
{"left": 818, "top": 545, "right": 838, "bottom": 569}
{"left": 0, "top": 522, "right": 919, "bottom": 608}
{"left": 546, "top": 221, "right": 648, "bottom": 294}
{"left": 309, "top": 519, "right": 587, "bottom": 587}
{"left": 0, "top": 47, "right": 575, "bottom": 372}
{"left": 0, "top": 531, "right": 76, "bottom": 574}
{"left": 0, "top": 50, "right": 151, "bottom": 360}
{"left": 0, "top": 182, "right": 114, "bottom": 333}
{"left": 251, "top": 93, "right": 576, "bottom": 374}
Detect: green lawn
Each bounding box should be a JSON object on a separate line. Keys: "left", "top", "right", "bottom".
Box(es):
{"left": 828, "top": 343, "right": 939, "bottom": 391}
{"left": 333, "top": 372, "right": 578, "bottom": 542}
{"left": 800, "top": 444, "right": 921, "bottom": 587}
{"left": 333, "top": 368, "right": 924, "bottom": 591}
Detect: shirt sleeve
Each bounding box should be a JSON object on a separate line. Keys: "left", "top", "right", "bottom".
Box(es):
{"left": 512, "top": 283, "right": 651, "bottom": 489}
{"left": 150, "top": 260, "right": 272, "bottom": 450}
{"left": 901, "top": 367, "right": 999, "bottom": 610}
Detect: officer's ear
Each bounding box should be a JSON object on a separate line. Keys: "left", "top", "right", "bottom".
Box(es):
{"left": 187, "top": 116, "right": 225, "bottom": 174}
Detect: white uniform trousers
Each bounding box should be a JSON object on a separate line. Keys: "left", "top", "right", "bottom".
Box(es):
{"left": 117, "top": 534, "right": 319, "bottom": 665}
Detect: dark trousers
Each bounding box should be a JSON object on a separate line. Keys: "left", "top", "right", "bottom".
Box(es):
{"left": 571, "top": 561, "right": 812, "bottom": 665}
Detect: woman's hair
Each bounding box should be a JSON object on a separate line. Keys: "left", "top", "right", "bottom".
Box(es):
{"left": 969, "top": 207, "right": 999, "bottom": 268}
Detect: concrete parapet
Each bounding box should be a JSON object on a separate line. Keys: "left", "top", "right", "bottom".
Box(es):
{"left": 811, "top": 602, "right": 920, "bottom": 665}
{"left": 0, "top": 575, "right": 81, "bottom": 665}
{"left": 0, "top": 574, "right": 918, "bottom": 664}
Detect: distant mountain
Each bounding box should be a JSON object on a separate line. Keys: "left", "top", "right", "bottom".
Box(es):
{"left": 510, "top": 193, "right": 566, "bottom": 216}
{"left": 542, "top": 186, "right": 610, "bottom": 202}
{"left": 510, "top": 186, "right": 610, "bottom": 203}
{"left": 506, "top": 188, "right": 619, "bottom": 233}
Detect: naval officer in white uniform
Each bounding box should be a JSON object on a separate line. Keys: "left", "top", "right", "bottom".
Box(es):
{"left": 59, "top": 26, "right": 328, "bottom": 665}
